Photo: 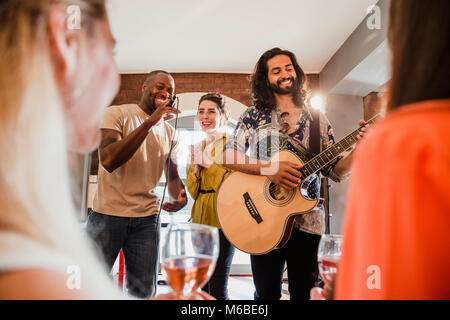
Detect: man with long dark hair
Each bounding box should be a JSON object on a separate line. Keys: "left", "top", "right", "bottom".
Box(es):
{"left": 223, "top": 48, "right": 364, "bottom": 300}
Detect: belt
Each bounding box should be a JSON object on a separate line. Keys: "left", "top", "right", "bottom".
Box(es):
{"left": 199, "top": 189, "right": 216, "bottom": 194}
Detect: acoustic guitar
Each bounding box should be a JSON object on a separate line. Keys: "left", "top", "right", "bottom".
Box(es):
{"left": 216, "top": 114, "right": 381, "bottom": 255}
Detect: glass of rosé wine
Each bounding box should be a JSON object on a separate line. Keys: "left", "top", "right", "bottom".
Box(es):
{"left": 161, "top": 223, "right": 219, "bottom": 299}
{"left": 317, "top": 234, "right": 343, "bottom": 286}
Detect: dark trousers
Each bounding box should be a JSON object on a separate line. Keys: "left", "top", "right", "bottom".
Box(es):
{"left": 86, "top": 210, "right": 159, "bottom": 299}
{"left": 202, "top": 229, "right": 236, "bottom": 300}
{"left": 250, "top": 228, "right": 321, "bottom": 300}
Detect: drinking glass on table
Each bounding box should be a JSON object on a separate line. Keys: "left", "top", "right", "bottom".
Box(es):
{"left": 317, "top": 234, "right": 343, "bottom": 286}
{"left": 161, "top": 222, "right": 219, "bottom": 299}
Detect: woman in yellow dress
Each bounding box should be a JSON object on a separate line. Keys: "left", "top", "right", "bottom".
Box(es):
{"left": 187, "top": 93, "right": 235, "bottom": 300}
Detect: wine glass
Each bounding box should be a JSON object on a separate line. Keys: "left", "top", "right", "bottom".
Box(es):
{"left": 317, "top": 234, "right": 343, "bottom": 286}
{"left": 161, "top": 222, "right": 219, "bottom": 299}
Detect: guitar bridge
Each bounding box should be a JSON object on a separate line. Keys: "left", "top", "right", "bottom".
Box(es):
{"left": 243, "top": 192, "right": 263, "bottom": 224}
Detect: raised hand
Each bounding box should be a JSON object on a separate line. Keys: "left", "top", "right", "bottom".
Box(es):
{"left": 149, "top": 101, "right": 181, "bottom": 125}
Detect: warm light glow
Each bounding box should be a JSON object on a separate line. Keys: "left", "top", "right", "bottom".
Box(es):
{"left": 310, "top": 94, "right": 326, "bottom": 114}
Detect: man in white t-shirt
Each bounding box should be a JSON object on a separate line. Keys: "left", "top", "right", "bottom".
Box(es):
{"left": 87, "top": 70, "right": 187, "bottom": 298}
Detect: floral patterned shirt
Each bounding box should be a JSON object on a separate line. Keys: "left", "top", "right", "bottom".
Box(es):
{"left": 225, "top": 105, "right": 347, "bottom": 235}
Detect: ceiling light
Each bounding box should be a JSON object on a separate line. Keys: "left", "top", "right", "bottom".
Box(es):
{"left": 310, "top": 94, "right": 326, "bottom": 114}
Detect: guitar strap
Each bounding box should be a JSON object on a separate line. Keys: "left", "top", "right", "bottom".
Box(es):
{"left": 308, "top": 108, "right": 326, "bottom": 212}
{"left": 309, "top": 108, "right": 321, "bottom": 159}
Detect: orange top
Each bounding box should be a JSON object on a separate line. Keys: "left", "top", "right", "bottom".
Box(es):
{"left": 335, "top": 99, "right": 450, "bottom": 300}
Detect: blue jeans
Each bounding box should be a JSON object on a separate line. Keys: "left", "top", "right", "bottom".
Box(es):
{"left": 86, "top": 210, "right": 159, "bottom": 299}
{"left": 202, "top": 229, "right": 235, "bottom": 300}
{"left": 250, "top": 228, "right": 321, "bottom": 300}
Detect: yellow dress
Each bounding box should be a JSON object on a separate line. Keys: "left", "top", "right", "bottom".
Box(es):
{"left": 186, "top": 134, "right": 233, "bottom": 229}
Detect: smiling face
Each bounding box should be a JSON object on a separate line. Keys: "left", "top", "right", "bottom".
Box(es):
{"left": 266, "top": 54, "right": 298, "bottom": 95}
{"left": 197, "top": 100, "right": 223, "bottom": 133}
{"left": 141, "top": 72, "right": 175, "bottom": 113}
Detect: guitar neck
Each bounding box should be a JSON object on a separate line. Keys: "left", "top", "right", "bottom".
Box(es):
{"left": 300, "top": 114, "right": 381, "bottom": 179}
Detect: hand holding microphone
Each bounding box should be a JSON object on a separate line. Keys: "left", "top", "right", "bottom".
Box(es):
{"left": 148, "top": 95, "right": 181, "bottom": 126}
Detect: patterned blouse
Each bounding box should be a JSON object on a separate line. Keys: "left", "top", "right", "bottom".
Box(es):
{"left": 224, "top": 105, "right": 347, "bottom": 235}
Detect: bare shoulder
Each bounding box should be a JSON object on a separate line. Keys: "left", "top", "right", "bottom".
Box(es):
{"left": 0, "top": 269, "right": 93, "bottom": 300}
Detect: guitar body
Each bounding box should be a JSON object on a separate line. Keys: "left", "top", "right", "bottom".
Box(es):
{"left": 217, "top": 114, "right": 381, "bottom": 255}
{"left": 216, "top": 151, "right": 319, "bottom": 255}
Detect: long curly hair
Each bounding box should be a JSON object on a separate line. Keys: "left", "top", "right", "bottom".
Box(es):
{"left": 250, "top": 48, "right": 308, "bottom": 111}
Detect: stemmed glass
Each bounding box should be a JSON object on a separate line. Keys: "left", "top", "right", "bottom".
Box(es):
{"left": 317, "top": 234, "right": 343, "bottom": 286}
{"left": 161, "top": 222, "right": 219, "bottom": 299}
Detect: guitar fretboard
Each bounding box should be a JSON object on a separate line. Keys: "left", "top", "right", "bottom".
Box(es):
{"left": 300, "top": 114, "right": 381, "bottom": 179}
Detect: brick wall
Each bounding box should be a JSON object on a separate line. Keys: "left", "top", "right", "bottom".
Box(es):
{"left": 112, "top": 73, "right": 252, "bottom": 106}
{"left": 113, "top": 73, "right": 320, "bottom": 107}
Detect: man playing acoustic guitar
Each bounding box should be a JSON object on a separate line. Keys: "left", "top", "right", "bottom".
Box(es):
{"left": 222, "top": 48, "right": 367, "bottom": 300}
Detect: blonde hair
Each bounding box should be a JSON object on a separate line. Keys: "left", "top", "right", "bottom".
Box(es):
{"left": 0, "top": 0, "right": 122, "bottom": 298}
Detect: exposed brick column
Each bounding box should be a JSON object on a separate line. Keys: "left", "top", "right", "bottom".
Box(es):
{"left": 363, "top": 91, "right": 386, "bottom": 121}
{"left": 306, "top": 74, "right": 320, "bottom": 93}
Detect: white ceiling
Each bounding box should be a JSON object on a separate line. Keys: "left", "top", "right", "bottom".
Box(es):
{"left": 107, "top": 0, "right": 379, "bottom": 74}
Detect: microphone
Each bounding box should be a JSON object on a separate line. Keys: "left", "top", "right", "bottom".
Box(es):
{"left": 164, "top": 95, "right": 178, "bottom": 120}
{"left": 167, "top": 95, "right": 177, "bottom": 107}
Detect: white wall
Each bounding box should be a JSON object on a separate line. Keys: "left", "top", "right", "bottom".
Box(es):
{"left": 324, "top": 94, "right": 364, "bottom": 234}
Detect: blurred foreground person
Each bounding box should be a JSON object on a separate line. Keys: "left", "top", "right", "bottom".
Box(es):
{"left": 0, "top": 0, "right": 124, "bottom": 299}
{"left": 312, "top": 0, "right": 450, "bottom": 300}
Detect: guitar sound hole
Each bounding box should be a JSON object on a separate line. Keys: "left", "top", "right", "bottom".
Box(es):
{"left": 268, "top": 182, "right": 290, "bottom": 201}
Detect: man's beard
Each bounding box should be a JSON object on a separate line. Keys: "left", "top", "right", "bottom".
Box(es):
{"left": 142, "top": 93, "right": 157, "bottom": 112}
{"left": 270, "top": 77, "right": 298, "bottom": 95}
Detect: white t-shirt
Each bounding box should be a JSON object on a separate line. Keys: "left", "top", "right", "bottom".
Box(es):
{"left": 94, "top": 104, "right": 179, "bottom": 217}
